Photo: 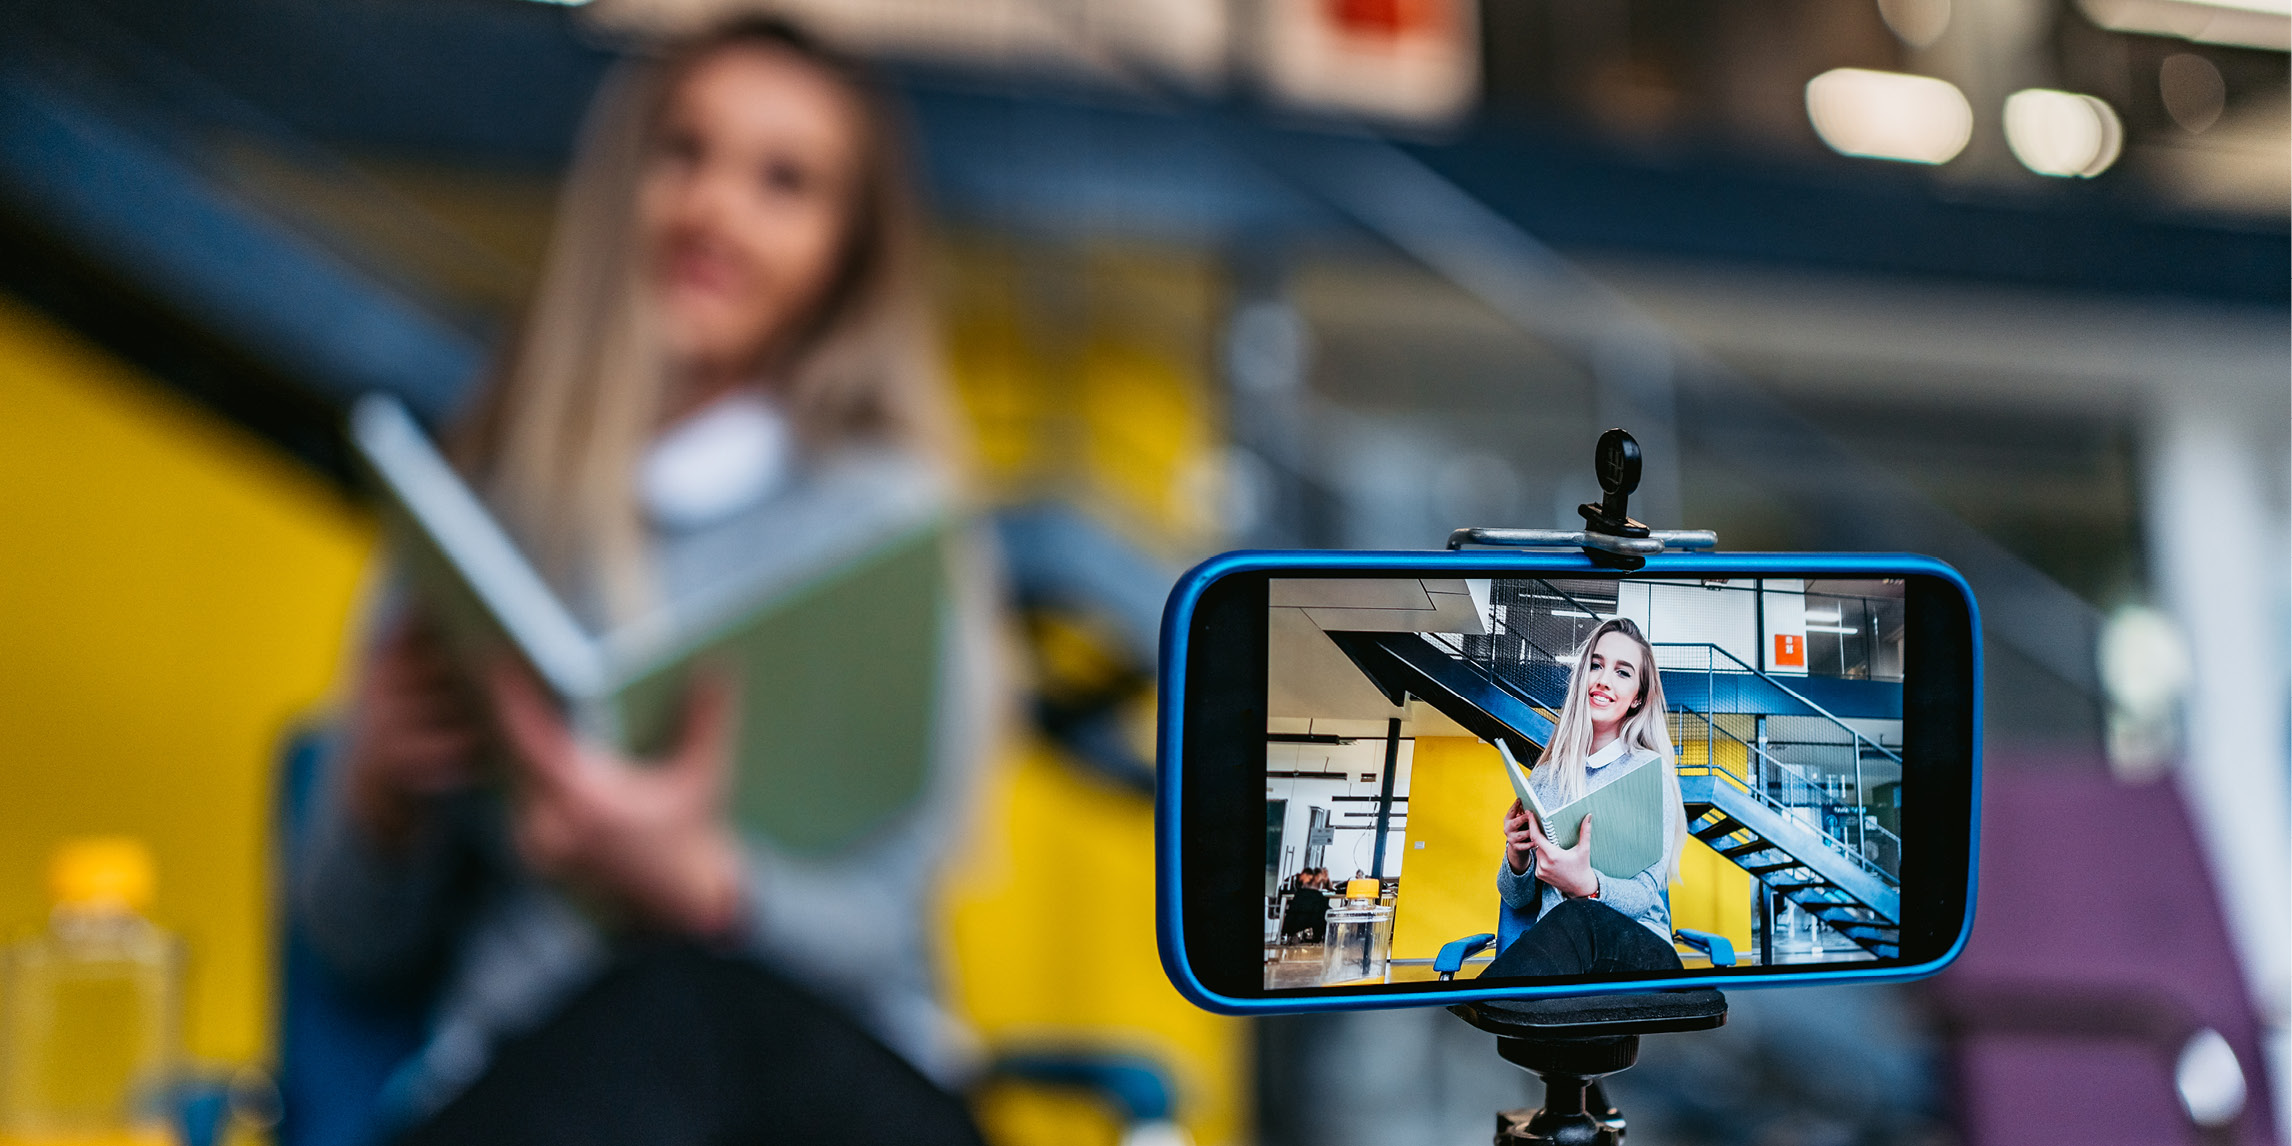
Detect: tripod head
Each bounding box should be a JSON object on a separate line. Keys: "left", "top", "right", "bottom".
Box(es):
{"left": 1451, "top": 991, "right": 1728, "bottom": 1145}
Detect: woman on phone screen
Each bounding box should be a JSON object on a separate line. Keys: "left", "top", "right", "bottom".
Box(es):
{"left": 1484, "top": 617, "right": 1689, "bottom": 978}
{"left": 296, "top": 17, "right": 993, "bottom": 1145}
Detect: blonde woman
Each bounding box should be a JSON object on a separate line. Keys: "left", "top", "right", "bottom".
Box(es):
{"left": 297, "top": 18, "right": 991, "bottom": 1144}
{"left": 1484, "top": 617, "right": 1690, "bottom": 978}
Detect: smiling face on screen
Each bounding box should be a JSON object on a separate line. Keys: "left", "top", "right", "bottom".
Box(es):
{"left": 1581, "top": 630, "right": 1648, "bottom": 741}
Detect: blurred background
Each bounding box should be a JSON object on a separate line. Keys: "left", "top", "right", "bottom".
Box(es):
{"left": 0, "top": 0, "right": 2282, "bottom": 1142}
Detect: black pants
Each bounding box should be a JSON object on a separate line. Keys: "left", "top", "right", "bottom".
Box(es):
{"left": 1482, "top": 897, "right": 1686, "bottom": 979}
{"left": 396, "top": 945, "right": 985, "bottom": 1146}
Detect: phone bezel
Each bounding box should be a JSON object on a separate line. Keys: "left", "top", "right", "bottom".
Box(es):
{"left": 1156, "top": 550, "right": 1982, "bottom": 1015}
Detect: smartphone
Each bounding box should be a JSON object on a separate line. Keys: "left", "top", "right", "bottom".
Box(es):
{"left": 1155, "top": 550, "right": 1980, "bottom": 1014}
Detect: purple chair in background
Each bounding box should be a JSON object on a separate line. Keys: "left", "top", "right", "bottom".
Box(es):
{"left": 1930, "top": 764, "right": 2276, "bottom": 1144}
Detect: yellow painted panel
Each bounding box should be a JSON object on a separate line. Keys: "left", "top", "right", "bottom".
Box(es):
{"left": 943, "top": 745, "right": 1245, "bottom": 1146}
{"left": 0, "top": 295, "right": 374, "bottom": 1066}
{"left": 1668, "top": 836, "right": 1752, "bottom": 954}
{"left": 1077, "top": 338, "right": 1216, "bottom": 542}
{"left": 1389, "top": 737, "right": 1511, "bottom": 961}
{"left": 972, "top": 1082, "right": 1124, "bottom": 1146}
{"left": 941, "top": 272, "right": 1051, "bottom": 487}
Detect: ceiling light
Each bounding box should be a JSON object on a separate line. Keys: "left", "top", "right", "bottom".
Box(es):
{"left": 2004, "top": 89, "right": 2125, "bottom": 177}
{"left": 1805, "top": 69, "right": 1974, "bottom": 165}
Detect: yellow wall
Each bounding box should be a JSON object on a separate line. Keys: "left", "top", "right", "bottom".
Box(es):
{"left": 939, "top": 240, "right": 1225, "bottom": 556}
{"left": 0, "top": 296, "right": 375, "bottom": 1066}
{"left": 944, "top": 745, "right": 1245, "bottom": 1146}
{"left": 1393, "top": 736, "right": 1752, "bottom": 965}
{"left": 1389, "top": 737, "right": 1511, "bottom": 961}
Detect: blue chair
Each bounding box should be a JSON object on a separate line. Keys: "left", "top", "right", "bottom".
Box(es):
{"left": 274, "top": 730, "right": 430, "bottom": 1146}
{"left": 984, "top": 1051, "right": 1179, "bottom": 1130}
{"left": 1672, "top": 927, "right": 1737, "bottom": 967}
{"left": 1438, "top": 924, "right": 1737, "bottom": 982}
{"left": 1435, "top": 933, "right": 1497, "bottom": 980}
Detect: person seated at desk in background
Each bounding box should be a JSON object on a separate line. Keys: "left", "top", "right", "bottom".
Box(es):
{"left": 296, "top": 17, "right": 995, "bottom": 1146}
{"left": 1484, "top": 618, "right": 1689, "bottom": 979}
{"left": 1280, "top": 868, "right": 1331, "bottom": 942}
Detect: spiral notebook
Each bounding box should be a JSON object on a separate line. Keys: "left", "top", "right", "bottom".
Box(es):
{"left": 1495, "top": 740, "right": 1667, "bottom": 879}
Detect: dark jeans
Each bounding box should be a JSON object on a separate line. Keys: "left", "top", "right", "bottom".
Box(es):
{"left": 1482, "top": 897, "right": 1686, "bottom": 979}
{"left": 396, "top": 944, "right": 985, "bottom": 1146}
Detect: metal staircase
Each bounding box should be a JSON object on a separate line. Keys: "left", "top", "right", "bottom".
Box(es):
{"left": 1321, "top": 620, "right": 1903, "bottom": 960}
{"left": 1676, "top": 758, "right": 1901, "bottom": 959}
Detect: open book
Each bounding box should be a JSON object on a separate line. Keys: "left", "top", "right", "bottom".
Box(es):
{"left": 1495, "top": 739, "right": 1668, "bottom": 880}
{"left": 347, "top": 393, "right": 952, "bottom": 854}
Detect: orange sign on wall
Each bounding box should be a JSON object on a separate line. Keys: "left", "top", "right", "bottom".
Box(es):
{"left": 1326, "top": 0, "right": 1447, "bottom": 37}
{"left": 1773, "top": 633, "right": 1806, "bottom": 668}
{"left": 1264, "top": 0, "right": 1479, "bottom": 124}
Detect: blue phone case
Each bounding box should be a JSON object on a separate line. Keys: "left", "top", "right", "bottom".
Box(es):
{"left": 1155, "top": 549, "right": 1982, "bottom": 1015}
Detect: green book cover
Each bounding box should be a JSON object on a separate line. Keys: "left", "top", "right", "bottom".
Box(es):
{"left": 1496, "top": 740, "right": 1667, "bottom": 880}
{"left": 350, "top": 393, "right": 948, "bottom": 856}
{"left": 610, "top": 529, "right": 946, "bottom": 853}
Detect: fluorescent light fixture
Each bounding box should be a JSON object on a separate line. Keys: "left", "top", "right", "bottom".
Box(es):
{"left": 1804, "top": 624, "right": 1861, "bottom": 635}
{"left": 2004, "top": 89, "right": 2125, "bottom": 177}
{"left": 1550, "top": 609, "right": 1597, "bottom": 619}
{"left": 1802, "top": 609, "right": 1843, "bottom": 623}
{"left": 1805, "top": 68, "right": 1974, "bottom": 165}
{"left": 2079, "top": 0, "right": 2290, "bottom": 50}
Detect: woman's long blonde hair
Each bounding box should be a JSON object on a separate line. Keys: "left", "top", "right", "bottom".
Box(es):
{"left": 453, "top": 17, "right": 956, "bottom": 613}
{"left": 1536, "top": 617, "right": 1689, "bottom": 883}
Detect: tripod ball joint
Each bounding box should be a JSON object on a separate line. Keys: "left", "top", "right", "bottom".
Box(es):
{"left": 1594, "top": 428, "right": 1642, "bottom": 500}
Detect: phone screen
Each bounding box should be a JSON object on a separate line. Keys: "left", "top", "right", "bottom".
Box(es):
{"left": 1260, "top": 574, "right": 1915, "bottom": 991}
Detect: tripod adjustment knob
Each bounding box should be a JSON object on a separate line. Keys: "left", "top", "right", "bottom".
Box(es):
{"left": 1496, "top": 1033, "right": 1640, "bottom": 1076}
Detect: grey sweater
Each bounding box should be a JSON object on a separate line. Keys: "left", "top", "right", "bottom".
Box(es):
{"left": 1495, "top": 745, "right": 1673, "bottom": 943}
{"left": 295, "top": 446, "right": 998, "bottom": 1124}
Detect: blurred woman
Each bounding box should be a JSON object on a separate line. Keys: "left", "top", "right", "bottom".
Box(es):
{"left": 1485, "top": 617, "right": 1688, "bottom": 978}
{"left": 298, "top": 18, "right": 994, "bottom": 1144}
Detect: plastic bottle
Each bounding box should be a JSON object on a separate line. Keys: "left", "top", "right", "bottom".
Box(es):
{"left": 0, "top": 838, "right": 182, "bottom": 1145}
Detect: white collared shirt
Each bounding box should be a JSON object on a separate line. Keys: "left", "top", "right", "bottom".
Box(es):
{"left": 1584, "top": 737, "right": 1630, "bottom": 772}
{"left": 1579, "top": 738, "right": 1653, "bottom": 797}
{"left": 638, "top": 390, "right": 794, "bottom": 532}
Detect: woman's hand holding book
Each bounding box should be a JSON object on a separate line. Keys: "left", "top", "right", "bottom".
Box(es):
{"left": 342, "top": 613, "right": 486, "bottom": 852}
{"left": 1502, "top": 800, "right": 1538, "bottom": 874}
{"left": 489, "top": 663, "right": 748, "bottom": 940}
{"left": 1525, "top": 813, "right": 1599, "bottom": 899}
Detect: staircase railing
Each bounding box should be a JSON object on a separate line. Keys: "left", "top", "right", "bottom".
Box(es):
{"left": 1671, "top": 707, "right": 1900, "bottom": 885}
{"left": 1651, "top": 641, "right": 1902, "bottom": 765}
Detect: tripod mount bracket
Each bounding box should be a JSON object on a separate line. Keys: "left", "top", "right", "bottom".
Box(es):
{"left": 1446, "top": 428, "right": 1717, "bottom": 570}
{"left": 1449, "top": 988, "right": 1729, "bottom": 1041}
